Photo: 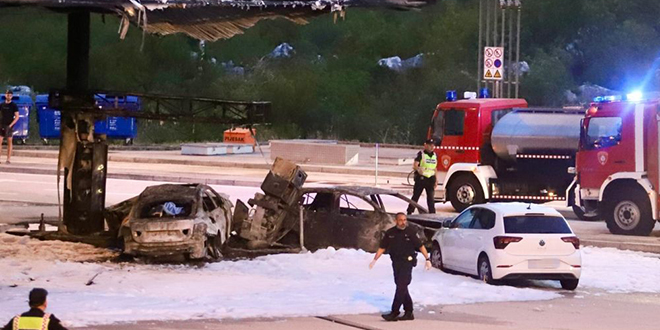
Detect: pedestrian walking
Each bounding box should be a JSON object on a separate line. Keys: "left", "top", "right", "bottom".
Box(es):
{"left": 2, "top": 288, "right": 68, "bottom": 330}
{"left": 369, "top": 212, "right": 431, "bottom": 321}
{"left": 0, "top": 90, "right": 20, "bottom": 164}
{"left": 407, "top": 138, "right": 439, "bottom": 214}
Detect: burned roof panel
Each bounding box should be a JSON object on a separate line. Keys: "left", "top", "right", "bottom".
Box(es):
{"left": 0, "top": 0, "right": 434, "bottom": 41}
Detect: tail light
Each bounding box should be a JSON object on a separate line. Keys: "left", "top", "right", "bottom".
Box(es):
{"left": 562, "top": 236, "right": 580, "bottom": 249}
{"left": 493, "top": 236, "right": 522, "bottom": 249}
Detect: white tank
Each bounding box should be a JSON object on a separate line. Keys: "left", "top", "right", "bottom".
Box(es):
{"left": 491, "top": 108, "right": 584, "bottom": 162}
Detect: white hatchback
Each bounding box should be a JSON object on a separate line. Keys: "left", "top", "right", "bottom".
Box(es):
{"left": 430, "top": 203, "right": 582, "bottom": 290}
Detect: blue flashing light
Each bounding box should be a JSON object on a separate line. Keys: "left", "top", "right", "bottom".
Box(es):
{"left": 446, "top": 90, "right": 457, "bottom": 101}
{"left": 593, "top": 95, "right": 621, "bottom": 103}
{"left": 626, "top": 91, "right": 643, "bottom": 102}
{"left": 479, "top": 87, "right": 490, "bottom": 99}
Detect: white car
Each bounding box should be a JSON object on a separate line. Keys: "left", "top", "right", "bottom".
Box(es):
{"left": 430, "top": 203, "right": 581, "bottom": 290}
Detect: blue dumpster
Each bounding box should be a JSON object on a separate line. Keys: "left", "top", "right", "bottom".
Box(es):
{"left": 95, "top": 94, "right": 139, "bottom": 142}
{"left": 1, "top": 94, "right": 31, "bottom": 142}
{"left": 36, "top": 94, "right": 61, "bottom": 141}
{"left": 36, "top": 94, "right": 140, "bottom": 143}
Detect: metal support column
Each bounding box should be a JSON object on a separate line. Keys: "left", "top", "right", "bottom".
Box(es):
{"left": 62, "top": 10, "right": 108, "bottom": 235}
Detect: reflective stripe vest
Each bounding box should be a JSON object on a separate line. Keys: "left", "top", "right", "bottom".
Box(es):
{"left": 12, "top": 314, "right": 50, "bottom": 330}
{"left": 420, "top": 153, "right": 437, "bottom": 178}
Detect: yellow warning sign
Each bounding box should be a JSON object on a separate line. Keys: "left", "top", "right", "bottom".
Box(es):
{"left": 494, "top": 70, "right": 501, "bottom": 78}
{"left": 485, "top": 70, "right": 493, "bottom": 78}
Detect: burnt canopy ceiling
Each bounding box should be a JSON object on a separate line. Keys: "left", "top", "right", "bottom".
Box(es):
{"left": 0, "top": 0, "right": 433, "bottom": 41}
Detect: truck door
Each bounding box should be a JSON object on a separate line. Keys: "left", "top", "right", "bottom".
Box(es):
{"left": 578, "top": 111, "right": 632, "bottom": 192}
{"left": 438, "top": 108, "right": 479, "bottom": 170}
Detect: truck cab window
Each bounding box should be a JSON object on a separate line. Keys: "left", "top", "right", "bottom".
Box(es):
{"left": 431, "top": 111, "right": 444, "bottom": 142}
{"left": 585, "top": 117, "right": 622, "bottom": 149}
{"left": 444, "top": 109, "right": 465, "bottom": 136}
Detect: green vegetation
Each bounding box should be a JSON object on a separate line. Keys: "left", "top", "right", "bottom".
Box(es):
{"left": 1, "top": 0, "right": 659, "bottom": 144}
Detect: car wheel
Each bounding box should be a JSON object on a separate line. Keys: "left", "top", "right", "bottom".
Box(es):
{"left": 430, "top": 242, "right": 444, "bottom": 271}
{"left": 560, "top": 279, "right": 579, "bottom": 290}
{"left": 448, "top": 174, "right": 484, "bottom": 212}
{"left": 478, "top": 255, "right": 494, "bottom": 284}
{"left": 605, "top": 189, "right": 654, "bottom": 236}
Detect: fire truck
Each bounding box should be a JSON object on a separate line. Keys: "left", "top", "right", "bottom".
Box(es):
{"left": 428, "top": 94, "right": 586, "bottom": 216}
{"left": 573, "top": 93, "right": 660, "bottom": 235}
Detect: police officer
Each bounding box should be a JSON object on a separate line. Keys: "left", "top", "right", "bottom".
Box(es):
{"left": 2, "top": 288, "right": 68, "bottom": 330}
{"left": 369, "top": 212, "right": 431, "bottom": 321}
{"left": 407, "top": 139, "right": 439, "bottom": 214}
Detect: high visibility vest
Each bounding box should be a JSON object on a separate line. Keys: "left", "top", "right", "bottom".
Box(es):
{"left": 12, "top": 314, "right": 50, "bottom": 330}
{"left": 420, "top": 153, "right": 437, "bottom": 178}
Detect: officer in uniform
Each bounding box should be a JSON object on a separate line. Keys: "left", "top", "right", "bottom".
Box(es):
{"left": 369, "top": 212, "right": 431, "bottom": 321}
{"left": 407, "top": 139, "right": 439, "bottom": 214}
{"left": 2, "top": 288, "right": 68, "bottom": 330}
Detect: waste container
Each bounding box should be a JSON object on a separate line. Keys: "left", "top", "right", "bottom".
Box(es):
{"left": 1, "top": 93, "right": 32, "bottom": 144}
{"left": 36, "top": 94, "right": 140, "bottom": 144}
{"left": 36, "top": 94, "right": 61, "bottom": 142}
{"left": 96, "top": 94, "right": 139, "bottom": 144}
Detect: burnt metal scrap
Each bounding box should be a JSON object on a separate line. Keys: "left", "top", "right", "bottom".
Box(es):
{"left": 1, "top": 0, "right": 434, "bottom": 41}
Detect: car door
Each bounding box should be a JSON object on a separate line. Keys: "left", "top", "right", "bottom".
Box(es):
{"left": 335, "top": 193, "right": 381, "bottom": 251}
{"left": 463, "top": 208, "right": 496, "bottom": 275}
{"left": 301, "top": 191, "right": 337, "bottom": 251}
{"left": 441, "top": 208, "right": 476, "bottom": 270}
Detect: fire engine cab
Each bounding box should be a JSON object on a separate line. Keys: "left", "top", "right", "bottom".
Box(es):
{"left": 574, "top": 93, "right": 660, "bottom": 235}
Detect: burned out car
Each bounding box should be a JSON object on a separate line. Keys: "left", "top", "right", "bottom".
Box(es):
{"left": 297, "top": 186, "right": 444, "bottom": 252}
{"left": 120, "top": 184, "right": 232, "bottom": 260}
{"left": 232, "top": 158, "right": 447, "bottom": 253}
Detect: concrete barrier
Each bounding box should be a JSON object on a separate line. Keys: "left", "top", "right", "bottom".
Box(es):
{"left": 270, "top": 140, "right": 359, "bottom": 165}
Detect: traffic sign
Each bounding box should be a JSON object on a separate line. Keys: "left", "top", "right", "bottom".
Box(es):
{"left": 484, "top": 46, "right": 504, "bottom": 81}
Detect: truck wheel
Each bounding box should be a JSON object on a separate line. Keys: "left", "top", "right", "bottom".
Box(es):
{"left": 605, "top": 189, "right": 655, "bottom": 236}
{"left": 448, "top": 174, "right": 484, "bottom": 212}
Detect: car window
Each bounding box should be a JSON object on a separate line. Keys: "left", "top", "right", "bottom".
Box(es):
{"left": 202, "top": 191, "right": 218, "bottom": 212}
{"left": 503, "top": 216, "right": 572, "bottom": 234}
{"left": 339, "top": 194, "right": 375, "bottom": 215}
{"left": 471, "top": 208, "right": 495, "bottom": 230}
{"left": 451, "top": 209, "right": 476, "bottom": 229}
{"left": 140, "top": 200, "right": 193, "bottom": 218}
{"left": 376, "top": 194, "right": 414, "bottom": 213}
{"left": 302, "top": 192, "right": 335, "bottom": 212}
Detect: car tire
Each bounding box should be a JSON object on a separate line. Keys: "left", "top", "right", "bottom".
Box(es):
{"left": 560, "top": 279, "right": 579, "bottom": 290}
{"left": 605, "top": 189, "right": 654, "bottom": 236}
{"left": 430, "top": 242, "right": 444, "bottom": 271}
{"left": 478, "top": 255, "right": 494, "bottom": 285}
{"left": 448, "top": 174, "right": 484, "bottom": 212}
{"left": 572, "top": 205, "right": 599, "bottom": 221}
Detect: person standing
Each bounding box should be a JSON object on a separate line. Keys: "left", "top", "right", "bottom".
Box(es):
{"left": 369, "top": 213, "right": 431, "bottom": 321}
{"left": 2, "top": 288, "right": 68, "bottom": 330}
{"left": 407, "top": 139, "right": 439, "bottom": 214}
{"left": 0, "top": 90, "right": 20, "bottom": 164}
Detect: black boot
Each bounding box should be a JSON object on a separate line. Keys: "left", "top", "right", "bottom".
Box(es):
{"left": 381, "top": 311, "right": 399, "bottom": 322}
{"left": 398, "top": 311, "right": 414, "bottom": 321}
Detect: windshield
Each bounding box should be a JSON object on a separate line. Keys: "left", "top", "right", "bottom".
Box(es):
{"left": 503, "top": 216, "right": 572, "bottom": 234}
{"left": 583, "top": 117, "right": 622, "bottom": 149}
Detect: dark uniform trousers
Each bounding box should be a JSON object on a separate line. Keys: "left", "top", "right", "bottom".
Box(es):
{"left": 392, "top": 260, "right": 414, "bottom": 313}
{"left": 407, "top": 176, "right": 436, "bottom": 214}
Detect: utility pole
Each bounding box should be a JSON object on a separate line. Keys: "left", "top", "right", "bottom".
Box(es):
{"left": 477, "top": 0, "right": 522, "bottom": 98}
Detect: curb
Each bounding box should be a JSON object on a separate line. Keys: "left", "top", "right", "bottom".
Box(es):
{"left": 581, "top": 238, "right": 660, "bottom": 254}
{"left": 0, "top": 166, "right": 263, "bottom": 187}
{"left": 12, "top": 150, "right": 409, "bottom": 178}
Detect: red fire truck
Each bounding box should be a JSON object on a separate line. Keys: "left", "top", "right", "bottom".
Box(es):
{"left": 573, "top": 94, "right": 660, "bottom": 235}
{"left": 428, "top": 96, "right": 586, "bottom": 215}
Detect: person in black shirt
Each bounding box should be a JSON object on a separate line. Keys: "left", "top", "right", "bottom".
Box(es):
{"left": 369, "top": 212, "right": 431, "bottom": 322}
{"left": 2, "top": 288, "right": 68, "bottom": 330}
{"left": 0, "top": 90, "right": 20, "bottom": 164}
{"left": 406, "top": 139, "right": 439, "bottom": 214}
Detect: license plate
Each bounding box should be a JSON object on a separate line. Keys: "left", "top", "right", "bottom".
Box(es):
{"left": 528, "top": 259, "right": 560, "bottom": 269}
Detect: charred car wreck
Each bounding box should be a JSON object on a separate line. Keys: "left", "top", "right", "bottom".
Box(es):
{"left": 119, "top": 184, "right": 233, "bottom": 259}
{"left": 230, "top": 158, "right": 444, "bottom": 253}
